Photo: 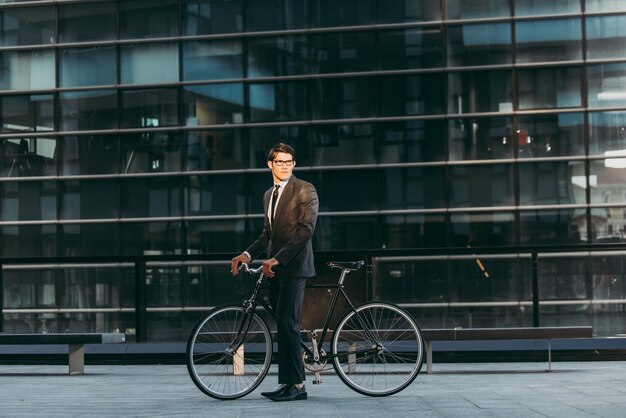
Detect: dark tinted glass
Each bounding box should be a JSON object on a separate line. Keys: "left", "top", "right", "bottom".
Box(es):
{"left": 1, "top": 180, "right": 56, "bottom": 221}
{"left": 121, "top": 221, "right": 181, "bottom": 255}
{"left": 121, "top": 177, "right": 181, "bottom": 218}
{"left": 122, "top": 132, "right": 181, "bottom": 174}
{"left": 313, "top": 77, "right": 376, "bottom": 119}
{"left": 61, "top": 179, "right": 119, "bottom": 219}
{"left": 0, "top": 6, "right": 55, "bottom": 46}
{"left": 187, "top": 219, "right": 247, "bottom": 254}
{"left": 310, "top": 31, "right": 374, "bottom": 73}
{"left": 588, "top": 111, "right": 626, "bottom": 155}
{"left": 247, "top": 126, "right": 311, "bottom": 168}
{"left": 60, "top": 223, "right": 120, "bottom": 257}
{"left": 378, "top": 0, "right": 440, "bottom": 23}
{"left": 588, "top": 63, "right": 626, "bottom": 109}
{"left": 186, "top": 129, "right": 245, "bottom": 171}
{"left": 1, "top": 94, "right": 54, "bottom": 133}
{"left": 314, "top": 215, "right": 378, "bottom": 251}
{"left": 121, "top": 88, "right": 178, "bottom": 128}
{"left": 448, "top": 70, "right": 512, "bottom": 114}
{"left": 378, "top": 120, "right": 446, "bottom": 163}
{"left": 519, "top": 161, "right": 585, "bottom": 205}
{"left": 517, "top": 113, "right": 585, "bottom": 158}
{"left": 446, "top": 0, "right": 511, "bottom": 19}
{"left": 183, "top": 0, "right": 242, "bottom": 35}
{"left": 449, "top": 164, "right": 515, "bottom": 207}
{"left": 60, "top": 46, "right": 117, "bottom": 87}
{"left": 517, "top": 67, "right": 582, "bottom": 109}
{"left": 309, "top": 169, "right": 377, "bottom": 212}
{"left": 186, "top": 174, "right": 246, "bottom": 215}
{"left": 246, "top": 0, "right": 306, "bottom": 32}
{"left": 312, "top": 123, "right": 376, "bottom": 165}
{"left": 183, "top": 40, "right": 243, "bottom": 81}
{"left": 120, "top": 0, "right": 178, "bottom": 39}
{"left": 0, "top": 137, "right": 56, "bottom": 178}
{"left": 1, "top": 225, "right": 57, "bottom": 257}
{"left": 448, "top": 117, "right": 513, "bottom": 160}
{"left": 249, "top": 80, "right": 308, "bottom": 122}
{"left": 59, "top": 2, "right": 116, "bottom": 43}
{"left": 450, "top": 211, "right": 517, "bottom": 247}
{"left": 447, "top": 22, "right": 511, "bottom": 66}
{"left": 380, "top": 74, "right": 444, "bottom": 116}
{"left": 183, "top": 84, "right": 244, "bottom": 126}
{"left": 311, "top": 0, "right": 375, "bottom": 27}
{"left": 379, "top": 27, "right": 443, "bottom": 70}
{"left": 382, "top": 214, "right": 447, "bottom": 249}
{"left": 60, "top": 135, "right": 119, "bottom": 175}
{"left": 520, "top": 209, "right": 584, "bottom": 244}
{"left": 515, "top": 18, "right": 582, "bottom": 63}
{"left": 60, "top": 90, "right": 117, "bottom": 131}
{"left": 381, "top": 167, "right": 446, "bottom": 209}
{"left": 247, "top": 36, "right": 308, "bottom": 78}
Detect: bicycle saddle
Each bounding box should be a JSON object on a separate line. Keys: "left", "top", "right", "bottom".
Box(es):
{"left": 327, "top": 261, "right": 364, "bottom": 271}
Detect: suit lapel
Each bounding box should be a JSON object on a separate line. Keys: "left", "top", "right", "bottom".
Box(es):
{"left": 273, "top": 176, "right": 296, "bottom": 229}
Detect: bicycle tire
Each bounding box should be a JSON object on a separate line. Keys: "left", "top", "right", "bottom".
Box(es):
{"left": 331, "top": 302, "right": 424, "bottom": 397}
{"left": 186, "top": 305, "right": 272, "bottom": 400}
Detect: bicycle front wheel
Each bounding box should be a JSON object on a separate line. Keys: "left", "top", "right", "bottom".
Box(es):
{"left": 186, "top": 305, "right": 272, "bottom": 400}
{"left": 332, "top": 302, "right": 424, "bottom": 397}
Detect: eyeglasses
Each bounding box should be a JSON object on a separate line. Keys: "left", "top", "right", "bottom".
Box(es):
{"left": 273, "top": 159, "right": 294, "bottom": 166}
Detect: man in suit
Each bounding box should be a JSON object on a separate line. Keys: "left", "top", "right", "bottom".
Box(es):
{"left": 231, "top": 143, "right": 318, "bottom": 402}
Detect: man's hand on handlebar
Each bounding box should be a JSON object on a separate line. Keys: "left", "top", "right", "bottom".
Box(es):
{"left": 262, "top": 258, "right": 280, "bottom": 279}
{"left": 231, "top": 253, "right": 250, "bottom": 276}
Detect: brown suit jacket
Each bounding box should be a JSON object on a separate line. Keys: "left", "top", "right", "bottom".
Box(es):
{"left": 246, "top": 175, "right": 319, "bottom": 278}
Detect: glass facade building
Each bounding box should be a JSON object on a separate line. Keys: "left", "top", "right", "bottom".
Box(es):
{"left": 1, "top": 0, "right": 626, "bottom": 341}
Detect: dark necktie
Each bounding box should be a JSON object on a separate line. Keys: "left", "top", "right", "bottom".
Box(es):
{"left": 270, "top": 184, "right": 280, "bottom": 224}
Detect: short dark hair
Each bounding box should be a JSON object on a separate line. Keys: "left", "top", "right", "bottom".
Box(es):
{"left": 267, "top": 143, "right": 296, "bottom": 162}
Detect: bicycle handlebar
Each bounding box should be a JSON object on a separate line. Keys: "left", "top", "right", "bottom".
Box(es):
{"left": 238, "top": 262, "right": 263, "bottom": 275}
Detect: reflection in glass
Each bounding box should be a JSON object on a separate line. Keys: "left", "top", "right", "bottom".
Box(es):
{"left": 249, "top": 80, "right": 308, "bottom": 122}
{"left": 183, "top": 84, "right": 244, "bottom": 125}
{"left": 450, "top": 164, "right": 514, "bottom": 207}
{"left": 1, "top": 225, "right": 57, "bottom": 258}
{"left": 379, "top": 74, "right": 444, "bottom": 116}
{"left": 122, "top": 132, "right": 181, "bottom": 173}
{"left": 379, "top": 120, "right": 446, "bottom": 163}
{"left": 60, "top": 90, "right": 117, "bottom": 131}
{"left": 247, "top": 36, "right": 307, "bottom": 78}
{"left": 519, "top": 161, "right": 585, "bottom": 206}
{"left": 121, "top": 178, "right": 181, "bottom": 218}
{"left": 186, "top": 129, "right": 245, "bottom": 171}
{"left": 589, "top": 161, "right": 626, "bottom": 211}
{"left": 588, "top": 63, "right": 626, "bottom": 109}
{"left": 247, "top": 126, "right": 311, "bottom": 168}
{"left": 515, "top": 0, "right": 580, "bottom": 16}
{"left": 586, "top": 0, "right": 626, "bottom": 13}
{"left": 517, "top": 67, "right": 581, "bottom": 109}
{"left": 378, "top": 0, "right": 440, "bottom": 23}
{"left": 1, "top": 94, "right": 54, "bottom": 133}
{"left": 516, "top": 18, "right": 581, "bottom": 63}
{"left": 589, "top": 111, "right": 626, "bottom": 156}
{"left": 1, "top": 181, "right": 56, "bottom": 221}
{"left": 446, "top": 0, "right": 510, "bottom": 19}
{"left": 59, "top": 1, "right": 115, "bottom": 43}
{"left": 61, "top": 135, "right": 118, "bottom": 175}
{"left": 121, "top": 88, "right": 178, "bottom": 128}
{"left": 520, "top": 209, "right": 585, "bottom": 244}
{"left": 310, "top": 31, "right": 374, "bottom": 74}
{"left": 60, "top": 46, "right": 116, "bottom": 87}
{"left": 518, "top": 113, "right": 584, "bottom": 158}
{"left": 381, "top": 167, "right": 446, "bottom": 209}
{"left": 313, "top": 77, "right": 375, "bottom": 119}
{"left": 120, "top": 0, "right": 178, "bottom": 39}
{"left": 379, "top": 27, "right": 443, "bottom": 70}
{"left": 246, "top": 0, "right": 306, "bottom": 32}
{"left": 121, "top": 43, "right": 179, "bottom": 85}
{"left": 187, "top": 219, "right": 247, "bottom": 255}
{"left": 382, "top": 214, "right": 446, "bottom": 249}
{"left": 311, "top": 0, "right": 375, "bottom": 27}
{"left": 0, "top": 6, "right": 55, "bottom": 46}
{"left": 61, "top": 179, "right": 118, "bottom": 220}
{"left": 448, "top": 117, "right": 513, "bottom": 160}
{"left": 121, "top": 222, "right": 181, "bottom": 255}
{"left": 450, "top": 211, "right": 516, "bottom": 247}
{"left": 0, "top": 50, "right": 55, "bottom": 90}
{"left": 314, "top": 215, "right": 378, "bottom": 251}
{"left": 312, "top": 123, "right": 375, "bottom": 166}
{"left": 587, "top": 15, "right": 626, "bottom": 61}
{"left": 310, "top": 170, "right": 378, "bottom": 212}
{"left": 183, "top": 0, "right": 242, "bottom": 35}
{"left": 186, "top": 174, "right": 245, "bottom": 216}
{"left": 183, "top": 40, "right": 242, "bottom": 81}
{"left": 448, "top": 70, "right": 512, "bottom": 114}
{"left": 447, "top": 22, "right": 511, "bottom": 67}
{"left": 0, "top": 137, "right": 56, "bottom": 178}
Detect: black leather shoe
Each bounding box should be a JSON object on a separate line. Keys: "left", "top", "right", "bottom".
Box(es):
{"left": 269, "top": 384, "right": 307, "bottom": 402}
{"left": 261, "top": 384, "right": 289, "bottom": 398}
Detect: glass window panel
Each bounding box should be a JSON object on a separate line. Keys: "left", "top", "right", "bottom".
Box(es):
{"left": 248, "top": 171, "right": 275, "bottom": 213}
{"left": 60, "top": 90, "right": 117, "bottom": 131}
{"left": 59, "top": 2, "right": 116, "bottom": 43}
{"left": 0, "top": 6, "right": 55, "bottom": 46}
{"left": 515, "top": 0, "right": 581, "bottom": 15}
{"left": 447, "top": 22, "right": 511, "bottom": 67}
{"left": 1, "top": 94, "right": 54, "bottom": 133}
{"left": 310, "top": 31, "right": 374, "bottom": 73}
{"left": 520, "top": 209, "right": 585, "bottom": 244}
{"left": 379, "top": 27, "right": 443, "bottom": 70}
{"left": 313, "top": 77, "right": 376, "bottom": 119}
{"left": 378, "top": 0, "right": 440, "bottom": 23}
{"left": 589, "top": 160, "right": 626, "bottom": 206}
{"left": 381, "top": 167, "right": 446, "bottom": 209}
{"left": 311, "top": 0, "right": 375, "bottom": 27}
{"left": 314, "top": 215, "right": 378, "bottom": 251}
{"left": 592, "top": 207, "right": 626, "bottom": 242}
{"left": 379, "top": 120, "right": 446, "bottom": 163}
{"left": 448, "top": 117, "right": 513, "bottom": 161}
{"left": 60, "top": 46, "right": 117, "bottom": 87}
{"left": 588, "top": 63, "right": 626, "bottom": 109}
{"left": 183, "top": 83, "right": 244, "bottom": 126}
{"left": 121, "top": 43, "right": 179, "bottom": 85}
{"left": 517, "top": 67, "right": 582, "bottom": 110}
{"left": 186, "top": 129, "right": 245, "bottom": 171}
{"left": 586, "top": 0, "right": 626, "bottom": 13}
{"left": 61, "top": 179, "right": 118, "bottom": 220}
{"left": 183, "top": 0, "right": 243, "bottom": 35}
{"left": 311, "top": 123, "right": 375, "bottom": 166}
{"left": 587, "top": 15, "right": 626, "bottom": 61}
{"left": 448, "top": 70, "right": 512, "bottom": 114}
{"left": 183, "top": 39, "right": 242, "bottom": 81}
{"left": 0, "top": 137, "right": 56, "bottom": 177}
{"left": 446, "top": 0, "right": 511, "bottom": 19}
{"left": 450, "top": 164, "right": 514, "bottom": 207}
{"left": 1, "top": 180, "right": 56, "bottom": 221}
{"left": 0, "top": 50, "right": 55, "bottom": 90}
{"left": 246, "top": 0, "right": 306, "bottom": 32}
{"left": 247, "top": 126, "right": 312, "bottom": 168}
{"left": 450, "top": 211, "right": 516, "bottom": 247}
{"left": 186, "top": 174, "right": 246, "bottom": 216}
{"left": 382, "top": 214, "right": 447, "bottom": 249}
{"left": 517, "top": 113, "right": 585, "bottom": 158}
{"left": 121, "top": 177, "right": 181, "bottom": 218}
{"left": 247, "top": 35, "right": 308, "bottom": 78}
{"left": 187, "top": 219, "right": 247, "bottom": 254}
{"left": 519, "top": 161, "right": 585, "bottom": 206}
{"left": 309, "top": 169, "right": 377, "bottom": 212}
{"left": 122, "top": 132, "right": 181, "bottom": 174}
{"left": 1, "top": 225, "right": 57, "bottom": 258}
{"left": 249, "top": 80, "right": 308, "bottom": 122}
{"left": 515, "top": 18, "right": 582, "bottom": 63}
{"left": 61, "top": 135, "right": 119, "bottom": 175}
{"left": 589, "top": 111, "right": 626, "bottom": 156}
{"left": 591, "top": 255, "right": 626, "bottom": 301}
{"left": 120, "top": 0, "right": 178, "bottom": 39}
{"left": 121, "top": 88, "right": 178, "bottom": 129}
{"left": 380, "top": 74, "right": 444, "bottom": 116}
{"left": 121, "top": 221, "right": 181, "bottom": 255}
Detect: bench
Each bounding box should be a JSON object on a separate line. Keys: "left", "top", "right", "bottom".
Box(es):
{"left": 0, "top": 333, "right": 126, "bottom": 375}
{"left": 422, "top": 326, "right": 593, "bottom": 373}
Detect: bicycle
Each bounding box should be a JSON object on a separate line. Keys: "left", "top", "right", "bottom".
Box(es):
{"left": 186, "top": 260, "right": 424, "bottom": 400}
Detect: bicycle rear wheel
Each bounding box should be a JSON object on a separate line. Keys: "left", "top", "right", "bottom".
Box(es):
{"left": 331, "top": 302, "right": 424, "bottom": 396}
{"left": 186, "top": 305, "right": 272, "bottom": 400}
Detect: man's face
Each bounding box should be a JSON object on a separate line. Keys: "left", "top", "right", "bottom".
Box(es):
{"left": 268, "top": 151, "right": 296, "bottom": 182}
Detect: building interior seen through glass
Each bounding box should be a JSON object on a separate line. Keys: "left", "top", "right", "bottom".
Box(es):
{"left": 1, "top": 0, "right": 626, "bottom": 341}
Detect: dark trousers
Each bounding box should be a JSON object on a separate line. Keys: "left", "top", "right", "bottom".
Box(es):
{"left": 269, "top": 275, "right": 307, "bottom": 385}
